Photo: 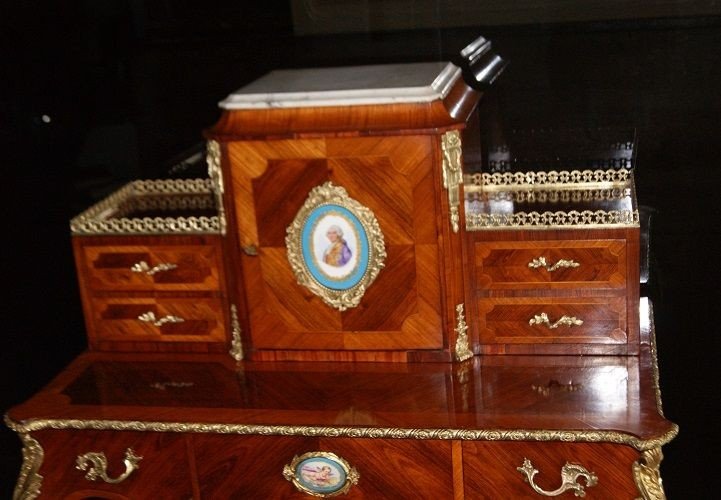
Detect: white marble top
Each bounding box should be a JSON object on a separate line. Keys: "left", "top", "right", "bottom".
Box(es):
{"left": 219, "top": 61, "right": 461, "bottom": 109}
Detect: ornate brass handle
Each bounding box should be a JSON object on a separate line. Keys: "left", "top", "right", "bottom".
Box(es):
{"left": 528, "top": 257, "right": 580, "bottom": 272}
{"left": 138, "top": 311, "right": 184, "bottom": 326}
{"left": 517, "top": 458, "right": 598, "bottom": 497}
{"left": 76, "top": 448, "right": 142, "bottom": 484}
{"left": 131, "top": 260, "right": 178, "bottom": 275}
{"left": 529, "top": 313, "right": 583, "bottom": 329}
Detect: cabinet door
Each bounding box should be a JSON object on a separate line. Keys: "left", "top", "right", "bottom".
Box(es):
{"left": 227, "top": 136, "right": 446, "bottom": 355}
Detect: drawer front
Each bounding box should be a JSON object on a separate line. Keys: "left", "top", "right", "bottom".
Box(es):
{"left": 34, "top": 430, "right": 193, "bottom": 499}
{"left": 474, "top": 240, "right": 627, "bottom": 290}
{"left": 89, "top": 297, "right": 226, "bottom": 343}
{"left": 82, "top": 245, "right": 222, "bottom": 291}
{"left": 193, "top": 435, "right": 455, "bottom": 498}
{"left": 463, "top": 441, "right": 640, "bottom": 499}
{"left": 477, "top": 297, "right": 628, "bottom": 345}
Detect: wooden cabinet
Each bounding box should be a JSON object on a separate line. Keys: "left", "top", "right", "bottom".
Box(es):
{"left": 465, "top": 173, "right": 641, "bottom": 355}
{"left": 70, "top": 179, "right": 233, "bottom": 354}
{"left": 205, "top": 60, "right": 490, "bottom": 362}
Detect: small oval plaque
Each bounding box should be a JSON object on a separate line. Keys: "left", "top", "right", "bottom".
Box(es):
{"left": 283, "top": 451, "right": 359, "bottom": 497}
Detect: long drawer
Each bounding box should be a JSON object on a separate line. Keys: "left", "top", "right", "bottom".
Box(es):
{"left": 192, "top": 435, "right": 455, "bottom": 498}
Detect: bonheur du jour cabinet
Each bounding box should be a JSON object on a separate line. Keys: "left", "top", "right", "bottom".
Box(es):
{"left": 6, "top": 37, "right": 677, "bottom": 499}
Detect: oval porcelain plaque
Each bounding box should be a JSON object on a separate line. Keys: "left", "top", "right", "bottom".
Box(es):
{"left": 286, "top": 182, "right": 386, "bottom": 311}
{"left": 283, "top": 451, "right": 359, "bottom": 498}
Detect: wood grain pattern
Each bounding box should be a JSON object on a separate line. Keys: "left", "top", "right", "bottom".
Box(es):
{"left": 34, "top": 430, "right": 193, "bottom": 499}
{"left": 463, "top": 441, "right": 639, "bottom": 499}
{"left": 474, "top": 239, "right": 627, "bottom": 290}
{"left": 228, "top": 135, "right": 451, "bottom": 358}
{"left": 82, "top": 244, "right": 221, "bottom": 291}
{"left": 73, "top": 234, "right": 231, "bottom": 354}
{"left": 6, "top": 314, "right": 676, "bottom": 498}
{"left": 193, "top": 435, "right": 455, "bottom": 499}
{"left": 477, "top": 297, "right": 628, "bottom": 344}
{"left": 466, "top": 227, "right": 640, "bottom": 355}
{"left": 89, "top": 297, "right": 226, "bottom": 343}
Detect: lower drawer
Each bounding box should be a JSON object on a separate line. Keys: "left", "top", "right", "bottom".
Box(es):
{"left": 463, "top": 441, "right": 640, "bottom": 499}
{"left": 192, "top": 434, "right": 455, "bottom": 498}
{"left": 477, "top": 297, "right": 627, "bottom": 347}
{"left": 88, "top": 296, "right": 227, "bottom": 344}
{"left": 33, "top": 430, "right": 193, "bottom": 499}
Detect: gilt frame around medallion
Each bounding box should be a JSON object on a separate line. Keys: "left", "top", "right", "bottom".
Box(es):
{"left": 286, "top": 182, "right": 386, "bottom": 311}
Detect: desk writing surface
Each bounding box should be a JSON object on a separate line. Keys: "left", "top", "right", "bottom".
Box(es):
{"left": 8, "top": 301, "right": 675, "bottom": 449}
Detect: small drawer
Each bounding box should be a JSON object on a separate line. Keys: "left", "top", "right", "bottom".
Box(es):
{"left": 89, "top": 297, "right": 226, "bottom": 343}
{"left": 474, "top": 240, "right": 627, "bottom": 290}
{"left": 34, "top": 430, "right": 193, "bottom": 498}
{"left": 81, "top": 244, "right": 222, "bottom": 291}
{"left": 463, "top": 441, "right": 640, "bottom": 498}
{"left": 477, "top": 297, "right": 628, "bottom": 346}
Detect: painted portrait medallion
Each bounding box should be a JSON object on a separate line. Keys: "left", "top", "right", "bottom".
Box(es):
{"left": 286, "top": 182, "right": 386, "bottom": 311}
{"left": 283, "top": 451, "right": 359, "bottom": 497}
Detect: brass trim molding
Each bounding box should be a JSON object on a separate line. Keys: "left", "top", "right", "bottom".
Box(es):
{"left": 633, "top": 447, "right": 667, "bottom": 500}
{"left": 229, "top": 304, "right": 244, "bottom": 362}
{"left": 4, "top": 415, "right": 679, "bottom": 453}
{"left": 70, "top": 178, "right": 224, "bottom": 235}
{"left": 466, "top": 168, "right": 633, "bottom": 188}
{"left": 466, "top": 209, "right": 640, "bottom": 230}
{"left": 206, "top": 140, "right": 227, "bottom": 235}
{"left": 13, "top": 433, "right": 43, "bottom": 500}
{"left": 441, "top": 130, "right": 463, "bottom": 233}
{"left": 466, "top": 186, "right": 633, "bottom": 203}
{"left": 454, "top": 303, "right": 473, "bottom": 362}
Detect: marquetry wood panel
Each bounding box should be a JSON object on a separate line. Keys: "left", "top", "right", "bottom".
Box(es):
{"left": 192, "top": 435, "right": 455, "bottom": 499}
{"left": 227, "top": 135, "right": 447, "bottom": 356}
{"left": 88, "top": 297, "right": 226, "bottom": 343}
{"left": 474, "top": 239, "right": 627, "bottom": 290}
{"left": 33, "top": 430, "right": 193, "bottom": 499}
{"left": 462, "top": 441, "right": 640, "bottom": 499}
{"left": 81, "top": 244, "right": 222, "bottom": 291}
{"left": 477, "top": 297, "right": 627, "bottom": 345}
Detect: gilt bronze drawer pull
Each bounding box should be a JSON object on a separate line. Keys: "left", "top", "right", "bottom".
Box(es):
{"left": 138, "top": 311, "right": 185, "bottom": 326}
{"left": 517, "top": 458, "right": 597, "bottom": 497}
{"left": 528, "top": 256, "right": 580, "bottom": 272}
{"left": 131, "top": 260, "right": 178, "bottom": 275}
{"left": 529, "top": 313, "right": 583, "bottom": 329}
{"left": 76, "top": 448, "right": 142, "bottom": 484}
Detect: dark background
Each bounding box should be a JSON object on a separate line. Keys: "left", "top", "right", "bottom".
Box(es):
{"left": 2, "top": 2, "right": 720, "bottom": 497}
